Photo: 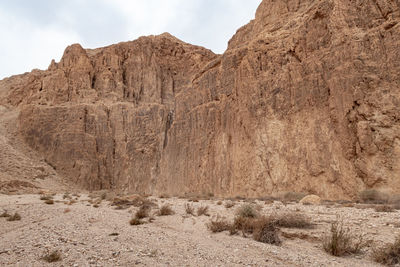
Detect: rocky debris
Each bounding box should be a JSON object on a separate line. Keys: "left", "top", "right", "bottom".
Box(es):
{"left": 1, "top": 194, "right": 398, "bottom": 266}
{"left": 0, "top": 0, "right": 400, "bottom": 198}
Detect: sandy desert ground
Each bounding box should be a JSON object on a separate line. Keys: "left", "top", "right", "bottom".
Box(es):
{"left": 1, "top": 193, "right": 399, "bottom": 266}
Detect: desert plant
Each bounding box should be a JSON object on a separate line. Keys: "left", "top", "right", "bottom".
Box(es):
{"left": 42, "top": 250, "right": 61, "bottom": 262}
{"left": 225, "top": 201, "right": 235, "bottom": 209}
{"left": 158, "top": 204, "right": 174, "bottom": 216}
{"left": 40, "top": 195, "right": 53, "bottom": 201}
{"left": 375, "top": 205, "right": 395, "bottom": 213}
{"left": 185, "top": 203, "right": 194, "bottom": 215}
{"left": 0, "top": 210, "right": 10, "bottom": 218}
{"left": 207, "top": 218, "right": 232, "bottom": 233}
{"left": 197, "top": 206, "right": 210, "bottom": 216}
{"left": 129, "top": 218, "right": 144, "bottom": 225}
{"left": 233, "top": 216, "right": 257, "bottom": 235}
{"left": 323, "top": 221, "right": 366, "bottom": 256}
{"left": 273, "top": 212, "right": 313, "bottom": 229}
{"left": 236, "top": 204, "right": 258, "bottom": 218}
{"left": 216, "top": 200, "right": 222, "bottom": 205}
{"left": 7, "top": 212, "right": 21, "bottom": 221}
{"left": 252, "top": 217, "right": 281, "bottom": 245}
{"left": 44, "top": 199, "right": 54, "bottom": 205}
{"left": 373, "top": 235, "right": 400, "bottom": 265}
{"left": 359, "top": 189, "right": 388, "bottom": 204}
{"left": 135, "top": 205, "right": 150, "bottom": 219}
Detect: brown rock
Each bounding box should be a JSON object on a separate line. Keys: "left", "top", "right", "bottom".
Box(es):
{"left": 1, "top": 0, "right": 400, "bottom": 198}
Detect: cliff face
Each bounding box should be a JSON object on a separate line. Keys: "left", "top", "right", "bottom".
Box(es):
{"left": 1, "top": 0, "right": 400, "bottom": 198}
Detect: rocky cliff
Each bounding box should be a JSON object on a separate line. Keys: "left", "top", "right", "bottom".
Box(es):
{"left": 1, "top": 0, "right": 399, "bottom": 198}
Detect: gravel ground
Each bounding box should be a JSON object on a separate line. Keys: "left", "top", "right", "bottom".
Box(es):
{"left": 0, "top": 193, "right": 399, "bottom": 266}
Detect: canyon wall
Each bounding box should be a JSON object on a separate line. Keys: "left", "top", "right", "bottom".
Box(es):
{"left": 1, "top": 0, "right": 400, "bottom": 198}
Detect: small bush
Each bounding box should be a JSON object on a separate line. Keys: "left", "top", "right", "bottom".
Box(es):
{"left": 233, "top": 216, "right": 257, "bottom": 234}
{"left": 207, "top": 218, "right": 232, "bottom": 233}
{"left": 0, "top": 210, "right": 10, "bottom": 218}
{"left": 359, "top": 189, "right": 388, "bottom": 204}
{"left": 253, "top": 217, "right": 281, "bottom": 245}
{"left": 197, "top": 206, "right": 210, "bottom": 216}
{"left": 129, "top": 218, "right": 144, "bottom": 225}
{"left": 273, "top": 212, "right": 312, "bottom": 229}
{"left": 217, "top": 200, "right": 222, "bottom": 205}
{"left": 45, "top": 199, "right": 54, "bottom": 205}
{"left": 7, "top": 212, "right": 21, "bottom": 221}
{"left": 225, "top": 201, "right": 235, "bottom": 209}
{"left": 185, "top": 203, "right": 194, "bottom": 215}
{"left": 375, "top": 205, "right": 395, "bottom": 213}
{"left": 158, "top": 204, "right": 174, "bottom": 216}
{"left": 373, "top": 235, "right": 400, "bottom": 265}
{"left": 323, "top": 221, "right": 366, "bottom": 256}
{"left": 40, "top": 195, "right": 53, "bottom": 201}
{"left": 236, "top": 204, "right": 258, "bottom": 218}
{"left": 135, "top": 205, "right": 150, "bottom": 219}
{"left": 42, "top": 250, "right": 61, "bottom": 262}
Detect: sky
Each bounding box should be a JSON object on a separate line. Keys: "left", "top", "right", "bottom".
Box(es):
{"left": 0, "top": 0, "right": 261, "bottom": 79}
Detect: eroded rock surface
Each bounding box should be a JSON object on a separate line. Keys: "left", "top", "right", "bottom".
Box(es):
{"left": 1, "top": 0, "right": 400, "bottom": 198}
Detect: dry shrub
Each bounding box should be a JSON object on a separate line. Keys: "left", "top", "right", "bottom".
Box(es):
{"left": 252, "top": 217, "right": 281, "bottom": 245}
{"left": 217, "top": 200, "right": 222, "bottom": 205}
{"left": 207, "top": 218, "right": 232, "bottom": 233}
{"left": 323, "top": 221, "right": 366, "bottom": 256}
{"left": 233, "top": 216, "right": 257, "bottom": 234}
{"left": 40, "top": 195, "right": 53, "bottom": 201}
{"left": 273, "top": 212, "right": 313, "bottom": 229}
{"left": 44, "top": 199, "right": 54, "bottom": 205}
{"left": 373, "top": 235, "right": 400, "bottom": 265}
{"left": 225, "top": 201, "right": 235, "bottom": 209}
{"left": 158, "top": 204, "right": 174, "bottom": 216}
{"left": 197, "top": 206, "right": 210, "bottom": 216}
{"left": 283, "top": 192, "right": 307, "bottom": 202}
{"left": 42, "top": 250, "right": 61, "bottom": 263}
{"left": 236, "top": 204, "right": 259, "bottom": 218}
{"left": 359, "top": 189, "right": 388, "bottom": 204}
{"left": 135, "top": 205, "right": 150, "bottom": 219}
{"left": 0, "top": 210, "right": 10, "bottom": 218}
{"left": 129, "top": 218, "right": 144, "bottom": 225}
{"left": 375, "top": 205, "right": 395, "bottom": 213}
{"left": 62, "top": 193, "right": 71, "bottom": 200}
{"left": 185, "top": 203, "right": 194, "bottom": 215}
{"left": 281, "top": 231, "right": 320, "bottom": 242}
{"left": 7, "top": 212, "right": 21, "bottom": 221}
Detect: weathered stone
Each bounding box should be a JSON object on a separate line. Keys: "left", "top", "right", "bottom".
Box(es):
{"left": 1, "top": 0, "right": 400, "bottom": 198}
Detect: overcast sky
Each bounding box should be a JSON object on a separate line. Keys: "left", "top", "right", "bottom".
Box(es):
{"left": 0, "top": 0, "right": 261, "bottom": 79}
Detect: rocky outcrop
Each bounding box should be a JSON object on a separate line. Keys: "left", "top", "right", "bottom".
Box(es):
{"left": 1, "top": 0, "right": 400, "bottom": 198}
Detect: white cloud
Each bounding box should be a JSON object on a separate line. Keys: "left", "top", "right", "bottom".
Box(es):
{"left": 0, "top": 0, "right": 261, "bottom": 79}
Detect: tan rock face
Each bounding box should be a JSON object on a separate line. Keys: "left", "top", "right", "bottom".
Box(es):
{"left": 1, "top": 0, "right": 400, "bottom": 198}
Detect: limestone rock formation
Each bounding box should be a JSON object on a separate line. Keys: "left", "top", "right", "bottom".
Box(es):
{"left": 1, "top": 0, "right": 400, "bottom": 199}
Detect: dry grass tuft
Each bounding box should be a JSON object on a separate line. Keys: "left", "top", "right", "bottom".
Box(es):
{"left": 135, "top": 205, "right": 151, "bottom": 219}
{"left": 252, "top": 217, "right": 281, "bottom": 245}
{"left": 207, "top": 218, "right": 232, "bottom": 233}
{"left": 375, "top": 205, "right": 395, "bottom": 213}
{"left": 158, "top": 204, "right": 175, "bottom": 216}
{"left": 236, "top": 204, "right": 259, "bottom": 218}
{"left": 359, "top": 189, "right": 388, "bottom": 204}
{"left": 197, "top": 206, "right": 210, "bottom": 216}
{"left": 216, "top": 200, "right": 223, "bottom": 205}
{"left": 224, "top": 201, "right": 235, "bottom": 209}
{"left": 7, "top": 212, "right": 21, "bottom": 221}
{"left": 40, "top": 195, "right": 53, "bottom": 201}
{"left": 129, "top": 218, "right": 144, "bottom": 225}
{"left": 44, "top": 199, "right": 54, "bottom": 205}
{"left": 273, "top": 212, "right": 313, "bottom": 229}
{"left": 0, "top": 210, "right": 10, "bottom": 218}
{"left": 373, "top": 235, "right": 400, "bottom": 265}
{"left": 185, "top": 203, "right": 195, "bottom": 215}
{"left": 42, "top": 250, "right": 62, "bottom": 263}
{"left": 323, "top": 221, "right": 366, "bottom": 256}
